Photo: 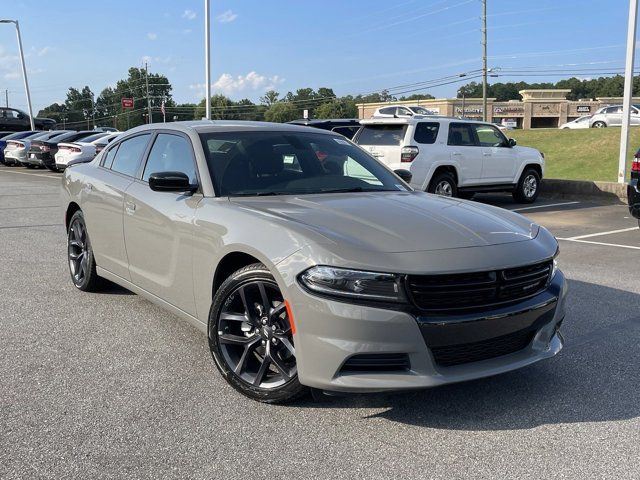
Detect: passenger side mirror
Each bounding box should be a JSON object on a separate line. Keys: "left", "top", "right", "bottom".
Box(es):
{"left": 148, "top": 171, "right": 197, "bottom": 193}
{"left": 508, "top": 138, "right": 517, "bottom": 147}
{"left": 394, "top": 169, "right": 412, "bottom": 183}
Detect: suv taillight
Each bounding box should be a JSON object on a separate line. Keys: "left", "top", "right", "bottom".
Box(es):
{"left": 401, "top": 146, "right": 419, "bottom": 163}
{"left": 632, "top": 157, "right": 640, "bottom": 172}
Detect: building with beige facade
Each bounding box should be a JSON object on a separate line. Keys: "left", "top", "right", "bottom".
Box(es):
{"left": 356, "top": 89, "right": 640, "bottom": 129}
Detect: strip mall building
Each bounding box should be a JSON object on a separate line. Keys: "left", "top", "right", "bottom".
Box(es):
{"left": 356, "top": 89, "right": 638, "bottom": 129}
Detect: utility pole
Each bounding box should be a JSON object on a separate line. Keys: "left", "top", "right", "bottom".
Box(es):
{"left": 145, "top": 62, "right": 152, "bottom": 124}
{"left": 204, "top": 0, "right": 211, "bottom": 120}
{"left": 4, "top": 89, "right": 7, "bottom": 108}
{"left": 481, "top": 0, "right": 488, "bottom": 122}
{"left": 619, "top": 0, "right": 638, "bottom": 184}
{"left": 0, "top": 20, "right": 35, "bottom": 130}
{"left": 90, "top": 92, "right": 96, "bottom": 129}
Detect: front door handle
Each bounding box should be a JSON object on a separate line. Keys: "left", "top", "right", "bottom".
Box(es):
{"left": 124, "top": 201, "right": 136, "bottom": 214}
{"left": 483, "top": 152, "right": 492, "bottom": 156}
{"left": 452, "top": 152, "right": 462, "bottom": 156}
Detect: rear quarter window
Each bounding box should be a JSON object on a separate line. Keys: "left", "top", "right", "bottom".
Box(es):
{"left": 356, "top": 125, "right": 407, "bottom": 146}
{"left": 414, "top": 122, "right": 439, "bottom": 144}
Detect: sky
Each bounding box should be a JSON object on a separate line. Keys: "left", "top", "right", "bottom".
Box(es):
{"left": 0, "top": 0, "right": 637, "bottom": 114}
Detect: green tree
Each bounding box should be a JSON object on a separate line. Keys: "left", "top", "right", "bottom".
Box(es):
{"left": 259, "top": 90, "right": 280, "bottom": 106}
{"left": 264, "top": 102, "right": 299, "bottom": 123}
{"left": 315, "top": 98, "right": 358, "bottom": 119}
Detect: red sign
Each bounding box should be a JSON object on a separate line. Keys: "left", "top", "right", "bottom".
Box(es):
{"left": 121, "top": 98, "right": 134, "bottom": 109}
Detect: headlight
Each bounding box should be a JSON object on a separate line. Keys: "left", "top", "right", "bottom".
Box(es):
{"left": 551, "top": 247, "right": 559, "bottom": 279}
{"left": 298, "top": 266, "right": 406, "bottom": 303}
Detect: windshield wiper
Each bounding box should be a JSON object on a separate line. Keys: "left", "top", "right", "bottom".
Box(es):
{"left": 230, "top": 191, "right": 287, "bottom": 197}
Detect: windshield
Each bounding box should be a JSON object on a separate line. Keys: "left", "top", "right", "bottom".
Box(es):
{"left": 199, "top": 131, "right": 409, "bottom": 197}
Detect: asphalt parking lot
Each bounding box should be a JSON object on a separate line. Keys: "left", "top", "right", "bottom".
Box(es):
{"left": 1, "top": 166, "right": 639, "bottom": 479}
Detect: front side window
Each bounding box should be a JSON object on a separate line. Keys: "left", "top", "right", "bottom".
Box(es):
{"left": 447, "top": 123, "right": 476, "bottom": 146}
{"left": 199, "top": 131, "right": 409, "bottom": 197}
{"left": 414, "top": 122, "right": 439, "bottom": 144}
{"left": 142, "top": 133, "right": 197, "bottom": 184}
{"left": 357, "top": 125, "right": 407, "bottom": 146}
{"left": 110, "top": 134, "right": 151, "bottom": 177}
{"left": 473, "top": 124, "right": 507, "bottom": 147}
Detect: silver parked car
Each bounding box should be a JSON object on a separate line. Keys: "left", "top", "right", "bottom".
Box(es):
{"left": 61, "top": 121, "right": 567, "bottom": 403}
{"left": 590, "top": 104, "right": 640, "bottom": 128}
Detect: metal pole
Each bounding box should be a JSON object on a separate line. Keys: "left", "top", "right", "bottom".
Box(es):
{"left": 91, "top": 92, "right": 96, "bottom": 129}
{"left": 145, "top": 62, "right": 152, "bottom": 124}
{"left": 619, "top": 0, "right": 638, "bottom": 184}
{"left": 481, "top": 0, "right": 488, "bottom": 122}
{"left": 4, "top": 89, "right": 7, "bottom": 108}
{"left": 462, "top": 91, "right": 466, "bottom": 118}
{"left": 13, "top": 21, "right": 35, "bottom": 130}
{"left": 205, "top": 0, "right": 211, "bottom": 120}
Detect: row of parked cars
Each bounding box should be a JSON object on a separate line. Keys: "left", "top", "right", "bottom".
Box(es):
{"left": 559, "top": 104, "right": 640, "bottom": 129}
{"left": 289, "top": 105, "right": 545, "bottom": 203}
{"left": 0, "top": 128, "right": 120, "bottom": 171}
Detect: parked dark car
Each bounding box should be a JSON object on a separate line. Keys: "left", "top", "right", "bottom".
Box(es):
{"left": 0, "top": 130, "right": 39, "bottom": 164}
{"left": 0, "top": 131, "right": 14, "bottom": 138}
{"left": 26, "top": 131, "right": 95, "bottom": 171}
{"left": 0, "top": 107, "right": 56, "bottom": 132}
{"left": 629, "top": 149, "right": 640, "bottom": 224}
{"left": 287, "top": 119, "right": 361, "bottom": 139}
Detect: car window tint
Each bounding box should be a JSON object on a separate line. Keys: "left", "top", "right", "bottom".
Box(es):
{"left": 110, "top": 134, "right": 150, "bottom": 177}
{"left": 331, "top": 126, "right": 359, "bottom": 139}
{"left": 357, "top": 125, "right": 407, "bottom": 145}
{"left": 474, "top": 124, "right": 506, "bottom": 147}
{"left": 414, "top": 122, "right": 439, "bottom": 144}
{"left": 143, "top": 133, "right": 197, "bottom": 183}
{"left": 102, "top": 144, "right": 119, "bottom": 168}
{"left": 379, "top": 107, "right": 395, "bottom": 115}
{"left": 448, "top": 123, "right": 476, "bottom": 146}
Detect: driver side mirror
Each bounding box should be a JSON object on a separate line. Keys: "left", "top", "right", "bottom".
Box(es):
{"left": 508, "top": 138, "right": 517, "bottom": 147}
{"left": 394, "top": 169, "right": 412, "bottom": 183}
{"left": 148, "top": 171, "right": 197, "bottom": 193}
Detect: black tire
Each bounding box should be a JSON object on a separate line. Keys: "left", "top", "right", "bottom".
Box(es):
{"left": 592, "top": 121, "right": 606, "bottom": 128}
{"left": 24, "top": 164, "right": 36, "bottom": 169}
{"left": 67, "top": 210, "right": 103, "bottom": 292}
{"left": 428, "top": 172, "right": 458, "bottom": 198}
{"left": 457, "top": 191, "right": 475, "bottom": 200}
{"left": 208, "top": 263, "right": 307, "bottom": 403}
{"left": 513, "top": 168, "right": 541, "bottom": 204}
{"left": 45, "top": 165, "right": 59, "bottom": 172}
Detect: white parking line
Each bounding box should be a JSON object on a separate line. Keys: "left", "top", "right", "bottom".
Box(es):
{"left": 564, "top": 227, "right": 639, "bottom": 241}
{"left": 511, "top": 201, "right": 580, "bottom": 212}
{"left": 558, "top": 237, "right": 640, "bottom": 250}
{"left": 0, "top": 170, "right": 60, "bottom": 180}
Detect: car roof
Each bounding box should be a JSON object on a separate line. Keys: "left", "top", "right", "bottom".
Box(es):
{"left": 123, "top": 120, "right": 340, "bottom": 136}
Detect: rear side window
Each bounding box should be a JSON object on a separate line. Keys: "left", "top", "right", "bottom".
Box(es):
{"left": 414, "top": 122, "right": 439, "bottom": 144}
{"left": 357, "top": 125, "right": 407, "bottom": 146}
{"left": 447, "top": 123, "right": 476, "bottom": 147}
{"left": 110, "top": 134, "right": 151, "bottom": 177}
{"left": 102, "top": 144, "right": 119, "bottom": 168}
{"left": 378, "top": 107, "right": 395, "bottom": 115}
{"left": 331, "top": 126, "right": 359, "bottom": 139}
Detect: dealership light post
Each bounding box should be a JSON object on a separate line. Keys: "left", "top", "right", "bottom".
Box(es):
{"left": 0, "top": 19, "right": 35, "bottom": 130}
{"left": 619, "top": 0, "right": 638, "bottom": 184}
{"left": 481, "top": 0, "right": 488, "bottom": 122}
{"left": 204, "top": 0, "right": 211, "bottom": 120}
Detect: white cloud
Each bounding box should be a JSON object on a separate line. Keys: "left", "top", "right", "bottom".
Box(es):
{"left": 37, "top": 46, "right": 53, "bottom": 57}
{"left": 216, "top": 10, "right": 238, "bottom": 23}
{"left": 3, "top": 71, "right": 19, "bottom": 80}
{"left": 182, "top": 9, "right": 197, "bottom": 20}
{"left": 141, "top": 55, "right": 173, "bottom": 66}
{"left": 147, "top": 32, "right": 158, "bottom": 40}
{"left": 190, "top": 71, "right": 285, "bottom": 97}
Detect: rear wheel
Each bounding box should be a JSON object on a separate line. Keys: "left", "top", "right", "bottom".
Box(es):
{"left": 513, "top": 168, "right": 541, "bottom": 203}
{"left": 428, "top": 172, "right": 457, "bottom": 198}
{"left": 67, "top": 210, "right": 103, "bottom": 291}
{"left": 208, "top": 263, "right": 306, "bottom": 403}
{"left": 592, "top": 121, "right": 606, "bottom": 128}
{"left": 45, "top": 165, "right": 59, "bottom": 172}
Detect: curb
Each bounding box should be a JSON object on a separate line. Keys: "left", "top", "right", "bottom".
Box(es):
{"left": 541, "top": 179, "right": 628, "bottom": 202}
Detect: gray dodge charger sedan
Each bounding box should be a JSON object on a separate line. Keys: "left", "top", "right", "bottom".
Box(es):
{"left": 61, "top": 121, "right": 567, "bottom": 403}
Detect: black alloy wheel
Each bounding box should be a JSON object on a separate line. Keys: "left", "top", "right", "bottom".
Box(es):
{"left": 209, "top": 263, "right": 306, "bottom": 403}
{"left": 67, "top": 210, "right": 102, "bottom": 291}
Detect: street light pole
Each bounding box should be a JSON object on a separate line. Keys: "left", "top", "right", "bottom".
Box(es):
{"left": 204, "top": 0, "right": 211, "bottom": 120}
{"left": 481, "top": 0, "right": 488, "bottom": 122}
{"left": 0, "top": 20, "right": 35, "bottom": 130}
{"left": 619, "top": 0, "right": 638, "bottom": 184}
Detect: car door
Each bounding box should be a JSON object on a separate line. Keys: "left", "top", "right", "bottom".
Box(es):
{"left": 447, "top": 122, "right": 482, "bottom": 185}
{"left": 606, "top": 106, "right": 623, "bottom": 126}
{"left": 473, "top": 123, "right": 516, "bottom": 183}
{"left": 81, "top": 133, "right": 151, "bottom": 280}
{"left": 123, "top": 132, "right": 201, "bottom": 316}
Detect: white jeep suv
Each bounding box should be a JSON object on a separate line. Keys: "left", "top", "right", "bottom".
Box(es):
{"left": 354, "top": 116, "right": 545, "bottom": 203}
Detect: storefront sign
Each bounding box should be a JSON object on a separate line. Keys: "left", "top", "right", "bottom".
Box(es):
{"left": 454, "top": 106, "right": 483, "bottom": 115}
{"left": 576, "top": 105, "right": 591, "bottom": 113}
{"left": 493, "top": 105, "right": 525, "bottom": 115}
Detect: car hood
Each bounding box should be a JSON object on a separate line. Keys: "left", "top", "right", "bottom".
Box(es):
{"left": 231, "top": 191, "right": 538, "bottom": 253}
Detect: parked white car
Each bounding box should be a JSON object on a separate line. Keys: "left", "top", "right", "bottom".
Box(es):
{"left": 559, "top": 115, "right": 591, "bottom": 129}
{"left": 54, "top": 132, "right": 119, "bottom": 169}
{"left": 354, "top": 116, "right": 545, "bottom": 203}
{"left": 373, "top": 104, "right": 438, "bottom": 118}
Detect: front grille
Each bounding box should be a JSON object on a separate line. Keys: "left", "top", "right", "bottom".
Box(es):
{"left": 339, "top": 353, "right": 410, "bottom": 373}
{"left": 407, "top": 260, "right": 552, "bottom": 312}
{"left": 430, "top": 329, "right": 534, "bottom": 367}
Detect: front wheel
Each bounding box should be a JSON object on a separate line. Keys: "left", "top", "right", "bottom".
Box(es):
{"left": 592, "top": 121, "right": 606, "bottom": 128}
{"left": 208, "top": 263, "right": 306, "bottom": 403}
{"left": 513, "top": 168, "right": 541, "bottom": 203}
{"left": 428, "top": 172, "right": 458, "bottom": 198}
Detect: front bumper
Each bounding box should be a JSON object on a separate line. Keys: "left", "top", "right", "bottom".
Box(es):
{"left": 628, "top": 178, "right": 640, "bottom": 219}
{"left": 290, "top": 271, "right": 567, "bottom": 393}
